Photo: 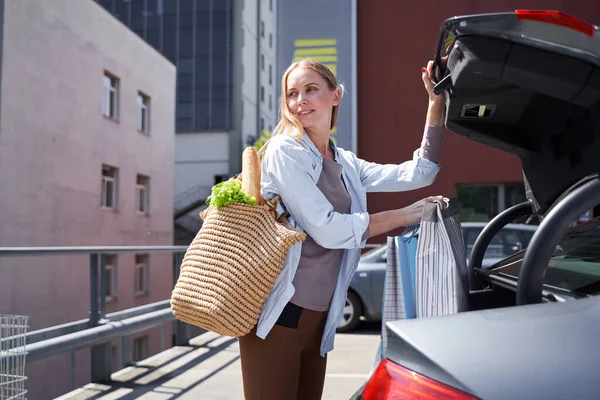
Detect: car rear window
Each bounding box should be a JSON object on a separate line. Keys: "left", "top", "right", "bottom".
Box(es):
{"left": 492, "top": 218, "right": 600, "bottom": 295}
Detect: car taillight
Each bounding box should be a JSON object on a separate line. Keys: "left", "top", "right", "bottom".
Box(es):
{"left": 515, "top": 10, "right": 596, "bottom": 37}
{"left": 362, "top": 359, "right": 478, "bottom": 400}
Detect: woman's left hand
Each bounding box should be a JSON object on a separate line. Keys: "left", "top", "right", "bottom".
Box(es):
{"left": 421, "top": 60, "right": 444, "bottom": 103}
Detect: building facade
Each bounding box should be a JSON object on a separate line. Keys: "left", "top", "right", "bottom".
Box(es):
{"left": 0, "top": 0, "right": 176, "bottom": 398}
{"left": 97, "top": 0, "right": 278, "bottom": 243}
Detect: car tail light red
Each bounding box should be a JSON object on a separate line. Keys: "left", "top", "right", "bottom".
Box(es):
{"left": 515, "top": 10, "right": 596, "bottom": 37}
{"left": 362, "top": 359, "right": 478, "bottom": 400}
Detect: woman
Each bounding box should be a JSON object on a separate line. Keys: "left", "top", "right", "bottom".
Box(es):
{"left": 238, "top": 58, "right": 446, "bottom": 400}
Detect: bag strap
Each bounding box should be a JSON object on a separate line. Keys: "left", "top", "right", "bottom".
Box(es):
{"left": 256, "top": 138, "right": 272, "bottom": 160}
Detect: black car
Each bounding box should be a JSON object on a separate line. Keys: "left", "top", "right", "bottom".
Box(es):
{"left": 354, "top": 10, "right": 600, "bottom": 399}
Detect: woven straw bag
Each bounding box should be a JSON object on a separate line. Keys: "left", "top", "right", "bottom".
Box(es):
{"left": 171, "top": 143, "right": 306, "bottom": 337}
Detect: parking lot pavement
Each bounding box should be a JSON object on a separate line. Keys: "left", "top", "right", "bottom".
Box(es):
{"left": 59, "top": 323, "right": 381, "bottom": 400}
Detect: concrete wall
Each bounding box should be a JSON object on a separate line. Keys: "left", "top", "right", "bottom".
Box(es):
{"left": 0, "top": 0, "right": 176, "bottom": 398}
{"left": 175, "top": 132, "right": 230, "bottom": 193}
{"left": 357, "top": 1, "right": 600, "bottom": 241}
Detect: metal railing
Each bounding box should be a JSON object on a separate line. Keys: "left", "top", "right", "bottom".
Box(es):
{"left": 0, "top": 245, "right": 198, "bottom": 391}
{"left": 1, "top": 241, "right": 385, "bottom": 394}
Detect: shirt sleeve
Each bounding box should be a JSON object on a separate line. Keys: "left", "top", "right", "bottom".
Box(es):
{"left": 417, "top": 125, "right": 446, "bottom": 163}
{"left": 261, "top": 137, "right": 370, "bottom": 249}
{"left": 351, "top": 148, "right": 441, "bottom": 193}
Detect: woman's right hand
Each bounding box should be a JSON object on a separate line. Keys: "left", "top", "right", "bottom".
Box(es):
{"left": 368, "top": 196, "right": 446, "bottom": 238}
{"left": 401, "top": 196, "right": 446, "bottom": 226}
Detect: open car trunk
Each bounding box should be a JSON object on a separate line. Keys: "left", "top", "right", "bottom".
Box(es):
{"left": 357, "top": 12, "right": 600, "bottom": 400}
{"left": 435, "top": 12, "right": 600, "bottom": 214}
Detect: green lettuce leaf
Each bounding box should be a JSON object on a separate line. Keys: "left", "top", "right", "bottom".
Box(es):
{"left": 206, "top": 178, "right": 256, "bottom": 208}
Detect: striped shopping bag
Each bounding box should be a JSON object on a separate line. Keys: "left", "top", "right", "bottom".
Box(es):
{"left": 416, "top": 198, "right": 469, "bottom": 317}
{"left": 380, "top": 226, "right": 419, "bottom": 358}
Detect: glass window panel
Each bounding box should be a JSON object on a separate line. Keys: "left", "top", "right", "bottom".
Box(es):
{"left": 179, "top": 58, "right": 194, "bottom": 73}
{"left": 194, "top": 102, "right": 210, "bottom": 129}
{"left": 196, "top": 0, "right": 210, "bottom": 12}
{"left": 212, "top": 18, "right": 227, "bottom": 56}
{"left": 131, "top": 16, "right": 144, "bottom": 32}
{"left": 164, "top": 0, "right": 177, "bottom": 15}
{"left": 179, "top": 13, "right": 193, "bottom": 29}
{"left": 114, "top": 0, "right": 130, "bottom": 25}
{"left": 213, "top": 0, "right": 230, "bottom": 11}
{"left": 163, "top": 15, "right": 177, "bottom": 29}
{"left": 146, "top": 0, "right": 160, "bottom": 16}
{"left": 98, "top": 0, "right": 113, "bottom": 12}
{"left": 146, "top": 30, "right": 161, "bottom": 51}
{"left": 178, "top": 73, "right": 193, "bottom": 88}
{"left": 163, "top": 28, "right": 177, "bottom": 61}
{"left": 178, "top": 118, "right": 193, "bottom": 132}
{"left": 131, "top": 0, "right": 144, "bottom": 17}
{"left": 211, "top": 86, "right": 227, "bottom": 101}
{"left": 195, "top": 87, "right": 210, "bottom": 102}
{"left": 177, "top": 87, "right": 193, "bottom": 102}
{"left": 146, "top": 14, "right": 161, "bottom": 30}
{"left": 179, "top": 28, "right": 194, "bottom": 58}
{"left": 211, "top": 56, "right": 227, "bottom": 85}
{"left": 211, "top": 101, "right": 228, "bottom": 130}
{"left": 195, "top": 56, "right": 209, "bottom": 79}
{"left": 178, "top": 103, "right": 193, "bottom": 118}
{"left": 180, "top": 0, "right": 194, "bottom": 13}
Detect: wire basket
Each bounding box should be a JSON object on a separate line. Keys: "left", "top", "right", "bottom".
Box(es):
{"left": 0, "top": 315, "right": 29, "bottom": 400}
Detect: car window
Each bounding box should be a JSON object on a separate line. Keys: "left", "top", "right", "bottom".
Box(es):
{"left": 464, "top": 228, "right": 523, "bottom": 259}
{"left": 464, "top": 228, "right": 482, "bottom": 259}
{"left": 519, "top": 230, "right": 535, "bottom": 245}
{"left": 492, "top": 218, "right": 600, "bottom": 295}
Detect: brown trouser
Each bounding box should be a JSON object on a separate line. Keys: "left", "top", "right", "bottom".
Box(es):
{"left": 238, "top": 304, "right": 328, "bottom": 400}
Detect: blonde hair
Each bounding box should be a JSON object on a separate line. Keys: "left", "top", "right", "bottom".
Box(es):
{"left": 274, "top": 58, "right": 344, "bottom": 139}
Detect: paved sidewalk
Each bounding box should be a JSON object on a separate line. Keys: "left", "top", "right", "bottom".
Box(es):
{"left": 58, "top": 326, "right": 380, "bottom": 400}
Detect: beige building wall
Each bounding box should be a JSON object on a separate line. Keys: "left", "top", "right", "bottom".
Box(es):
{"left": 0, "top": 0, "right": 176, "bottom": 398}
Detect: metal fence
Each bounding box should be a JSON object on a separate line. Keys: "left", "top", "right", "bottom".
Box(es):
{"left": 0, "top": 245, "right": 199, "bottom": 392}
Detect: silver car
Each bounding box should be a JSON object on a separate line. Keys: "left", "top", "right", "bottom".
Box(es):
{"left": 337, "top": 222, "right": 537, "bottom": 332}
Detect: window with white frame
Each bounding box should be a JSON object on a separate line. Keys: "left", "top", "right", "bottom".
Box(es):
{"left": 134, "top": 254, "right": 149, "bottom": 295}
{"left": 269, "top": 94, "right": 272, "bottom": 110}
{"left": 260, "top": 21, "right": 265, "bottom": 37}
{"left": 269, "top": 65, "right": 272, "bottom": 85}
{"left": 132, "top": 335, "right": 148, "bottom": 362}
{"left": 137, "top": 92, "right": 150, "bottom": 134}
{"left": 269, "top": 33, "right": 273, "bottom": 49}
{"left": 261, "top": 54, "right": 265, "bottom": 71}
{"left": 260, "top": 86, "right": 265, "bottom": 102}
{"left": 101, "top": 165, "right": 118, "bottom": 210}
{"left": 260, "top": 118, "right": 265, "bottom": 131}
{"left": 136, "top": 174, "right": 150, "bottom": 214}
{"left": 103, "top": 73, "right": 119, "bottom": 120}
{"left": 104, "top": 255, "right": 118, "bottom": 301}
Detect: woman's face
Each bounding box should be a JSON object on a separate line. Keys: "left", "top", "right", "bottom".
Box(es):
{"left": 285, "top": 67, "right": 340, "bottom": 132}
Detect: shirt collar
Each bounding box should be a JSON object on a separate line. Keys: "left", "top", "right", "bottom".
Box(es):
{"left": 299, "top": 131, "right": 340, "bottom": 161}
